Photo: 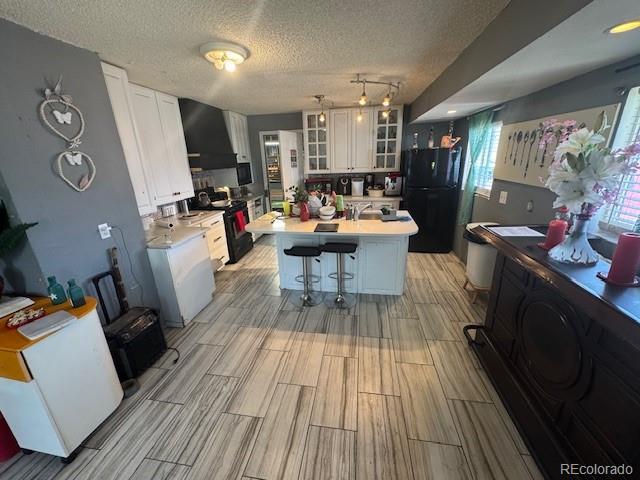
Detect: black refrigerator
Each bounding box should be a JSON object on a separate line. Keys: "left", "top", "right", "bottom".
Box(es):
{"left": 402, "top": 147, "right": 462, "bottom": 253}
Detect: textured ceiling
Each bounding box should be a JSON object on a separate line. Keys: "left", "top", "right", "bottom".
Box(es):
{"left": 0, "top": 0, "right": 508, "bottom": 114}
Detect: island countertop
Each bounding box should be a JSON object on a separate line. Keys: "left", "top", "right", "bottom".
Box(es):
{"left": 245, "top": 210, "right": 418, "bottom": 237}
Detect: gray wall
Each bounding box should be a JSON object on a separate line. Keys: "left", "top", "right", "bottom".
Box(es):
{"left": 246, "top": 112, "right": 303, "bottom": 195}
{"left": 452, "top": 54, "right": 640, "bottom": 260}
{"left": 0, "top": 19, "right": 158, "bottom": 310}
{"left": 410, "top": 0, "right": 591, "bottom": 122}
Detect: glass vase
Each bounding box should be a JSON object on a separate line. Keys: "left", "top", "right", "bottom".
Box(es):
{"left": 299, "top": 202, "right": 310, "bottom": 222}
{"left": 548, "top": 214, "right": 599, "bottom": 266}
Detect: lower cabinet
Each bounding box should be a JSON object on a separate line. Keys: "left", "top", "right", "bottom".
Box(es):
{"left": 147, "top": 234, "right": 215, "bottom": 327}
{"left": 197, "top": 213, "right": 229, "bottom": 271}
{"left": 275, "top": 235, "right": 407, "bottom": 295}
{"left": 358, "top": 237, "right": 407, "bottom": 295}
{"left": 478, "top": 253, "right": 640, "bottom": 479}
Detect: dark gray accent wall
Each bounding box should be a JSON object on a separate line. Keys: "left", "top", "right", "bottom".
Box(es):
{"left": 246, "top": 112, "right": 303, "bottom": 195}
{"left": 409, "top": 0, "right": 592, "bottom": 122}
{"left": 452, "top": 54, "right": 640, "bottom": 260}
{"left": 0, "top": 19, "right": 158, "bottom": 309}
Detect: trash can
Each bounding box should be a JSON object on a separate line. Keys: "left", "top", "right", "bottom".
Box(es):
{"left": 464, "top": 222, "right": 498, "bottom": 291}
{"left": 0, "top": 413, "right": 20, "bottom": 462}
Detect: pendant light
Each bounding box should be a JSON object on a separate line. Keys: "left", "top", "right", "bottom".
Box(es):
{"left": 382, "top": 109, "right": 389, "bottom": 119}
{"left": 358, "top": 80, "right": 368, "bottom": 106}
{"left": 357, "top": 106, "right": 363, "bottom": 122}
{"left": 382, "top": 85, "right": 392, "bottom": 107}
{"left": 315, "top": 95, "right": 326, "bottom": 123}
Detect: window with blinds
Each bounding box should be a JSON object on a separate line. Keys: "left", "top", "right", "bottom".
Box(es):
{"left": 474, "top": 121, "right": 503, "bottom": 195}
{"left": 601, "top": 86, "right": 640, "bottom": 231}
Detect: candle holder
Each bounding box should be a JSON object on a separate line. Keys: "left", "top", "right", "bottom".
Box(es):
{"left": 596, "top": 271, "right": 640, "bottom": 287}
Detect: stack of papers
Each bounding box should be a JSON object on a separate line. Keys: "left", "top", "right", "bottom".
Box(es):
{"left": 18, "top": 311, "right": 76, "bottom": 340}
{"left": 488, "top": 226, "right": 544, "bottom": 237}
{"left": 0, "top": 297, "right": 35, "bottom": 318}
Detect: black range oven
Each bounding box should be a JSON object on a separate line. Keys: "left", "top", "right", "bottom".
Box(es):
{"left": 189, "top": 189, "right": 253, "bottom": 263}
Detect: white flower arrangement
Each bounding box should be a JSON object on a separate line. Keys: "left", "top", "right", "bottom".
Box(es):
{"left": 541, "top": 113, "right": 640, "bottom": 215}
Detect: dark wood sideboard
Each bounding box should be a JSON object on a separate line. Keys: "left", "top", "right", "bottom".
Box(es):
{"left": 468, "top": 226, "right": 640, "bottom": 480}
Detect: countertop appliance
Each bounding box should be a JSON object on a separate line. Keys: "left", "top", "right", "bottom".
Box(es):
{"left": 260, "top": 131, "right": 303, "bottom": 210}
{"left": 178, "top": 98, "right": 238, "bottom": 170}
{"left": 351, "top": 178, "right": 364, "bottom": 196}
{"left": 337, "top": 176, "right": 351, "bottom": 195}
{"left": 364, "top": 174, "right": 374, "bottom": 193}
{"left": 189, "top": 188, "right": 253, "bottom": 263}
{"left": 384, "top": 174, "right": 403, "bottom": 196}
{"left": 403, "top": 147, "right": 461, "bottom": 252}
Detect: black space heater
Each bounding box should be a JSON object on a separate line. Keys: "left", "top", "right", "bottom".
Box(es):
{"left": 91, "top": 248, "right": 167, "bottom": 381}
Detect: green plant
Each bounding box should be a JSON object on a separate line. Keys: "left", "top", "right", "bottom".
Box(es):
{"left": 0, "top": 201, "right": 37, "bottom": 257}
{"left": 287, "top": 185, "right": 309, "bottom": 204}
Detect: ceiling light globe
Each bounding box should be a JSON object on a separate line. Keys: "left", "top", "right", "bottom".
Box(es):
{"left": 319, "top": 112, "right": 326, "bottom": 123}
{"left": 223, "top": 59, "right": 237, "bottom": 72}
{"left": 382, "top": 110, "right": 389, "bottom": 119}
{"left": 359, "top": 95, "right": 368, "bottom": 106}
{"left": 382, "top": 95, "right": 391, "bottom": 107}
{"left": 357, "top": 113, "right": 363, "bottom": 122}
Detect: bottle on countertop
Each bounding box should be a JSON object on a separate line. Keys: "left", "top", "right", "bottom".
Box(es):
{"left": 47, "top": 276, "right": 67, "bottom": 305}
{"left": 67, "top": 279, "right": 86, "bottom": 308}
{"left": 427, "top": 128, "right": 435, "bottom": 149}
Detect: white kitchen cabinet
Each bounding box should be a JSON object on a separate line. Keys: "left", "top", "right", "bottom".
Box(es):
{"left": 101, "top": 63, "right": 155, "bottom": 215}
{"left": 330, "top": 109, "right": 351, "bottom": 172}
{"left": 305, "top": 106, "right": 400, "bottom": 174}
{"left": 358, "top": 236, "right": 408, "bottom": 295}
{"left": 156, "top": 92, "right": 194, "bottom": 201}
{"left": 199, "top": 213, "right": 229, "bottom": 270}
{"left": 303, "top": 110, "right": 330, "bottom": 174}
{"left": 147, "top": 233, "right": 215, "bottom": 327}
{"left": 352, "top": 108, "right": 374, "bottom": 172}
{"left": 130, "top": 84, "right": 193, "bottom": 206}
{"left": 224, "top": 111, "right": 251, "bottom": 163}
{"left": 373, "top": 106, "right": 403, "bottom": 171}
{"left": 246, "top": 196, "right": 265, "bottom": 241}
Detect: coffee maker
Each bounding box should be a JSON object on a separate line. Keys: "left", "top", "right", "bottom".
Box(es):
{"left": 384, "top": 174, "right": 403, "bottom": 196}
{"left": 337, "top": 176, "right": 351, "bottom": 195}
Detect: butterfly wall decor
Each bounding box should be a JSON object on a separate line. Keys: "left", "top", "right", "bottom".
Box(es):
{"left": 39, "top": 76, "right": 96, "bottom": 192}
{"left": 52, "top": 110, "right": 72, "bottom": 125}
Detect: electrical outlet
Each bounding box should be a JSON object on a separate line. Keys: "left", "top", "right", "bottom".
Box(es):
{"left": 98, "top": 223, "right": 112, "bottom": 239}
{"left": 499, "top": 191, "right": 508, "bottom": 205}
{"left": 526, "top": 200, "right": 534, "bottom": 212}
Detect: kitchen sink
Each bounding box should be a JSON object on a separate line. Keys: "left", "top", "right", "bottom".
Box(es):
{"left": 357, "top": 210, "right": 383, "bottom": 220}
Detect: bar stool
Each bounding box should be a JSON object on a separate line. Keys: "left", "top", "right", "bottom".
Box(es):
{"left": 283, "top": 246, "right": 323, "bottom": 307}
{"left": 320, "top": 243, "right": 357, "bottom": 309}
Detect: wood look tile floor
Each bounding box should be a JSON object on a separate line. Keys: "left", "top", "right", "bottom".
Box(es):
{"left": 2, "top": 241, "right": 543, "bottom": 480}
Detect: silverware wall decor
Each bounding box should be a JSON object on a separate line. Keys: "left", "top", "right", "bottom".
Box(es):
{"left": 492, "top": 104, "right": 621, "bottom": 188}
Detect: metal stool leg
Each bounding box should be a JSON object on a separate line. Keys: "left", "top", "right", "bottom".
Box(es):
{"left": 290, "top": 257, "right": 322, "bottom": 307}
{"left": 325, "top": 252, "right": 356, "bottom": 309}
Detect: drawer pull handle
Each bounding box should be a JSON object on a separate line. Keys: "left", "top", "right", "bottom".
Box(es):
{"left": 214, "top": 236, "right": 223, "bottom": 242}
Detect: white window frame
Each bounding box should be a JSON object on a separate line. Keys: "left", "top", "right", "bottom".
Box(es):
{"left": 600, "top": 86, "right": 640, "bottom": 232}
{"left": 462, "top": 121, "right": 502, "bottom": 198}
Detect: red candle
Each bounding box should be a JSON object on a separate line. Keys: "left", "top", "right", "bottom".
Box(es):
{"left": 606, "top": 233, "right": 640, "bottom": 284}
{"left": 541, "top": 219, "right": 567, "bottom": 250}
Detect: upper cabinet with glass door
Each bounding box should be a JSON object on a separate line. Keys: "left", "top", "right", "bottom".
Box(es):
{"left": 373, "top": 105, "right": 403, "bottom": 171}
{"left": 303, "top": 110, "right": 330, "bottom": 174}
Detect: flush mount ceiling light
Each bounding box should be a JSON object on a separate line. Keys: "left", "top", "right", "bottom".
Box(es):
{"left": 606, "top": 19, "right": 640, "bottom": 34}
{"left": 351, "top": 74, "right": 399, "bottom": 108}
{"left": 447, "top": 110, "right": 457, "bottom": 114}
{"left": 200, "top": 41, "right": 249, "bottom": 72}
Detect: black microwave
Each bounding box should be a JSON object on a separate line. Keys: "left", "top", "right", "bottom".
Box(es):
{"left": 237, "top": 163, "right": 253, "bottom": 186}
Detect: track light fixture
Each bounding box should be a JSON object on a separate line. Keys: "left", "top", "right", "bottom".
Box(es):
{"left": 351, "top": 74, "right": 399, "bottom": 108}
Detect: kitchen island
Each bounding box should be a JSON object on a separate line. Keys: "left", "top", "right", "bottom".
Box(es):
{"left": 468, "top": 225, "right": 640, "bottom": 479}
{"left": 246, "top": 211, "right": 418, "bottom": 295}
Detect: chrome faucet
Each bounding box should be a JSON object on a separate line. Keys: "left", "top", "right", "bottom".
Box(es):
{"left": 353, "top": 203, "right": 372, "bottom": 221}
